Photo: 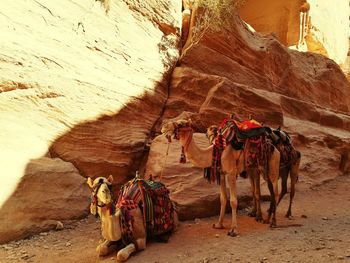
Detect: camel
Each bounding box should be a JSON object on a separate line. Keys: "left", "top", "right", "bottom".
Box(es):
{"left": 87, "top": 175, "right": 145, "bottom": 261}
{"left": 87, "top": 175, "right": 176, "bottom": 261}
{"left": 162, "top": 119, "right": 245, "bottom": 236}
{"left": 268, "top": 128, "right": 302, "bottom": 218}
{"left": 206, "top": 123, "right": 281, "bottom": 227}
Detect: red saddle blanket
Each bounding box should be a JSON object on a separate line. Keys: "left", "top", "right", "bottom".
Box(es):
{"left": 117, "top": 178, "right": 175, "bottom": 245}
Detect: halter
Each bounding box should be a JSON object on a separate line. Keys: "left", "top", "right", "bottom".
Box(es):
{"left": 172, "top": 124, "right": 192, "bottom": 149}
{"left": 165, "top": 122, "right": 193, "bottom": 163}
{"left": 90, "top": 180, "right": 115, "bottom": 217}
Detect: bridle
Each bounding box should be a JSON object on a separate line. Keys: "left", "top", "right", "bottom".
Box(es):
{"left": 90, "top": 180, "right": 114, "bottom": 217}
{"left": 167, "top": 122, "right": 193, "bottom": 150}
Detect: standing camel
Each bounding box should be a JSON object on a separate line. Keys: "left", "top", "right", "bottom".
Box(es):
{"left": 206, "top": 122, "right": 280, "bottom": 227}
{"left": 162, "top": 119, "right": 244, "bottom": 236}
{"left": 268, "top": 128, "right": 301, "bottom": 218}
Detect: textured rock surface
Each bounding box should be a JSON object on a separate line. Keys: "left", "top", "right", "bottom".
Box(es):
{"left": 240, "top": 0, "right": 349, "bottom": 65}
{"left": 163, "top": 15, "right": 350, "bottom": 130}
{"left": 0, "top": 0, "right": 181, "bottom": 243}
{"left": 0, "top": 158, "right": 90, "bottom": 243}
{"left": 240, "top": 0, "right": 302, "bottom": 46}
{"left": 154, "top": 13, "right": 350, "bottom": 222}
{"left": 1, "top": 0, "right": 350, "bottom": 244}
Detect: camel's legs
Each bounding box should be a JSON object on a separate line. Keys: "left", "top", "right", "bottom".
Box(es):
{"left": 117, "top": 243, "right": 136, "bottom": 262}
{"left": 213, "top": 173, "right": 227, "bottom": 229}
{"left": 248, "top": 169, "right": 263, "bottom": 222}
{"left": 266, "top": 179, "right": 276, "bottom": 226}
{"left": 286, "top": 155, "right": 301, "bottom": 218}
{"left": 253, "top": 171, "right": 263, "bottom": 222}
{"left": 248, "top": 169, "right": 257, "bottom": 217}
{"left": 266, "top": 151, "right": 280, "bottom": 227}
{"left": 277, "top": 167, "right": 289, "bottom": 206}
{"left": 97, "top": 240, "right": 120, "bottom": 256}
{"left": 227, "top": 172, "right": 238, "bottom": 236}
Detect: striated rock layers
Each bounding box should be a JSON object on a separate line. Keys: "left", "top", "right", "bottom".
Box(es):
{"left": 145, "top": 13, "right": 350, "bottom": 220}
{"left": 1, "top": 0, "right": 350, "bottom": 243}
{"left": 0, "top": 0, "right": 181, "bottom": 243}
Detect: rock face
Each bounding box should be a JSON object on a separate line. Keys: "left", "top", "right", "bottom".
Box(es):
{"left": 0, "top": 158, "right": 90, "bottom": 243}
{"left": 1, "top": 0, "right": 350, "bottom": 244}
{"left": 164, "top": 15, "right": 350, "bottom": 130}
{"left": 153, "top": 13, "right": 350, "bottom": 220}
{"left": 240, "top": 0, "right": 349, "bottom": 65}
{"left": 0, "top": 0, "right": 181, "bottom": 243}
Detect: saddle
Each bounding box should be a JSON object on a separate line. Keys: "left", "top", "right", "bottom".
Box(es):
{"left": 117, "top": 176, "right": 175, "bottom": 243}
{"left": 219, "top": 117, "right": 274, "bottom": 180}
{"left": 219, "top": 118, "right": 268, "bottom": 144}
{"left": 265, "top": 127, "right": 299, "bottom": 168}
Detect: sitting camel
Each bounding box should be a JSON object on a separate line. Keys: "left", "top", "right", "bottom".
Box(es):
{"left": 162, "top": 119, "right": 245, "bottom": 236}
{"left": 206, "top": 122, "right": 280, "bottom": 227}
{"left": 87, "top": 175, "right": 176, "bottom": 261}
{"left": 267, "top": 128, "right": 302, "bottom": 218}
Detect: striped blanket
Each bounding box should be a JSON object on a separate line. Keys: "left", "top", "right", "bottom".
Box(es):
{"left": 117, "top": 178, "right": 174, "bottom": 245}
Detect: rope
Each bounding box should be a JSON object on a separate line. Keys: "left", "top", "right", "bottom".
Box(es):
{"left": 159, "top": 141, "right": 170, "bottom": 182}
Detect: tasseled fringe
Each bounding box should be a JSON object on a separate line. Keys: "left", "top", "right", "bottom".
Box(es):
{"left": 180, "top": 146, "right": 186, "bottom": 163}
{"left": 203, "top": 144, "right": 221, "bottom": 185}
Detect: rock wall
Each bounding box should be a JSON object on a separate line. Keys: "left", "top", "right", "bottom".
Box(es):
{"left": 239, "top": 0, "right": 302, "bottom": 46}
{"left": 240, "top": 0, "right": 349, "bottom": 65}
{"left": 1, "top": 0, "right": 350, "bottom": 243}
{"left": 145, "top": 13, "right": 350, "bottom": 220}
{"left": 0, "top": 0, "right": 181, "bottom": 243}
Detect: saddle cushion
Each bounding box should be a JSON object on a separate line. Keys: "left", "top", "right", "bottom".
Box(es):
{"left": 117, "top": 178, "right": 175, "bottom": 240}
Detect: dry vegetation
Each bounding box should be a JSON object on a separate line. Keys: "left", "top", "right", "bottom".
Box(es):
{"left": 192, "top": 0, "right": 246, "bottom": 43}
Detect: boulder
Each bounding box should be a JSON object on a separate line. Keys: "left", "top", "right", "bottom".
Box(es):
{"left": 0, "top": 158, "right": 90, "bottom": 244}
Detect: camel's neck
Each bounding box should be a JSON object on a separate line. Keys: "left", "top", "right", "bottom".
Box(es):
{"left": 178, "top": 129, "right": 213, "bottom": 168}
{"left": 98, "top": 206, "right": 121, "bottom": 241}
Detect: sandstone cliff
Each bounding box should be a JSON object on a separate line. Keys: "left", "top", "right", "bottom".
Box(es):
{"left": 0, "top": 0, "right": 181, "bottom": 243}
{"left": 240, "top": 0, "right": 349, "bottom": 65}
{"left": 1, "top": 0, "right": 349, "bottom": 243}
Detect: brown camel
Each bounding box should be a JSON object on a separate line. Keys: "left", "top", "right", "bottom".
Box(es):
{"left": 161, "top": 119, "right": 244, "bottom": 236}
{"left": 268, "top": 128, "right": 302, "bottom": 218}
{"left": 206, "top": 124, "right": 281, "bottom": 227}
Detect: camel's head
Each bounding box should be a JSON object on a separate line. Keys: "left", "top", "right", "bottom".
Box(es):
{"left": 87, "top": 175, "right": 114, "bottom": 216}
{"left": 161, "top": 119, "right": 192, "bottom": 142}
{"left": 206, "top": 125, "right": 219, "bottom": 144}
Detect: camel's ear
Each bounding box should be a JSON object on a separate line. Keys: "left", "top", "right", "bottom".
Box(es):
{"left": 188, "top": 118, "right": 192, "bottom": 126}
{"left": 87, "top": 177, "right": 94, "bottom": 188}
{"left": 107, "top": 175, "right": 114, "bottom": 184}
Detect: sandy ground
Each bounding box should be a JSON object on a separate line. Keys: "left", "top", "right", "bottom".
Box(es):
{"left": 1, "top": 175, "right": 350, "bottom": 263}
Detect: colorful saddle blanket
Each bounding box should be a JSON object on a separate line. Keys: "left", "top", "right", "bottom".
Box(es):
{"left": 267, "top": 128, "right": 300, "bottom": 168}
{"left": 219, "top": 118, "right": 268, "bottom": 142}
{"left": 117, "top": 178, "right": 174, "bottom": 244}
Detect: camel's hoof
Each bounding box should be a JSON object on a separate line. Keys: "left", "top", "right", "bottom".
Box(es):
{"left": 269, "top": 221, "right": 277, "bottom": 228}
{"left": 248, "top": 211, "right": 256, "bottom": 217}
{"left": 227, "top": 229, "right": 238, "bottom": 237}
{"left": 255, "top": 215, "right": 264, "bottom": 223}
{"left": 117, "top": 251, "right": 129, "bottom": 262}
{"left": 212, "top": 223, "right": 224, "bottom": 229}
